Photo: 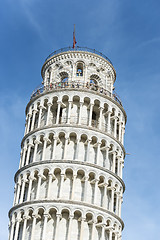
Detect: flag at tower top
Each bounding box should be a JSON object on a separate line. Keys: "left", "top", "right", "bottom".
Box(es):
{"left": 73, "top": 24, "right": 77, "bottom": 48}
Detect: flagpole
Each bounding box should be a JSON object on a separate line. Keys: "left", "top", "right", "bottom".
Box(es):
{"left": 73, "top": 24, "right": 77, "bottom": 49}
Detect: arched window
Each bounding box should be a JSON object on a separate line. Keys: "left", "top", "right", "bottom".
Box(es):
{"left": 90, "top": 74, "right": 100, "bottom": 86}
{"left": 59, "top": 72, "right": 69, "bottom": 83}
{"left": 76, "top": 62, "right": 83, "bottom": 76}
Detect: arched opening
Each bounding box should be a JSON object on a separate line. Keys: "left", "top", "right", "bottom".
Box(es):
{"left": 76, "top": 62, "right": 83, "bottom": 76}
{"left": 89, "top": 74, "right": 100, "bottom": 88}
{"left": 59, "top": 72, "right": 69, "bottom": 84}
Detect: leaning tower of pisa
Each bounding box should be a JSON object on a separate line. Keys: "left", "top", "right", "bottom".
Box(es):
{"left": 8, "top": 46, "right": 126, "bottom": 240}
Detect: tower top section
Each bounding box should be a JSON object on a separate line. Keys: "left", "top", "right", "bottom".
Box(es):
{"left": 41, "top": 46, "right": 116, "bottom": 93}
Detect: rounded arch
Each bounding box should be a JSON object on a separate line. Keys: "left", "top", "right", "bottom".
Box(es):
{"left": 89, "top": 74, "right": 102, "bottom": 85}
{"left": 58, "top": 71, "right": 70, "bottom": 83}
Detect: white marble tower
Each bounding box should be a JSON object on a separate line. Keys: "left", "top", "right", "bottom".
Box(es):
{"left": 9, "top": 46, "right": 127, "bottom": 240}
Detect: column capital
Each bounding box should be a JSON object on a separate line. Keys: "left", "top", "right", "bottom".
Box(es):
{"left": 43, "top": 137, "right": 51, "bottom": 143}
{"left": 69, "top": 215, "right": 74, "bottom": 220}
{"left": 34, "top": 139, "right": 42, "bottom": 145}
{"left": 39, "top": 104, "right": 45, "bottom": 109}
{"left": 47, "top": 102, "right": 52, "bottom": 107}
{"left": 28, "top": 142, "right": 34, "bottom": 147}
{"left": 43, "top": 213, "right": 50, "bottom": 219}
{"left": 56, "top": 213, "right": 62, "bottom": 219}
{"left": 89, "top": 102, "right": 94, "bottom": 107}
{"left": 33, "top": 213, "right": 41, "bottom": 220}
{"left": 23, "top": 215, "right": 31, "bottom": 221}
{"left": 38, "top": 173, "right": 46, "bottom": 180}
{"left": 16, "top": 217, "right": 22, "bottom": 223}
{"left": 49, "top": 172, "right": 56, "bottom": 179}
{"left": 22, "top": 177, "right": 28, "bottom": 183}
{"left": 99, "top": 106, "right": 104, "bottom": 110}
{"left": 33, "top": 109, "right": 38, "bottom": 113}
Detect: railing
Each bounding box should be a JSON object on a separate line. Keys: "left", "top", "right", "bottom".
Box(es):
{"left": 45, "top": 46, "right": 113, "bottom": 65}
{"left": 31, "top": 82, "right": 122, "bottom": 106}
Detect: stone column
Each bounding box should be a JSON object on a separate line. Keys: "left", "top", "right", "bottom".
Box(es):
{"left": 119, "top": 158, "right": 124, "bottom": 178}
{"left": 118, "top": 121, "right": 122, "bottom": 142}
{"left": 19, "top": 150, "right": 23, "bottom": 169}
{"left": 78, "top": 102, "right": 83, "bottom": 125}
{"left": 26, "top": 113, "right": 32, "bottom": 133}
{"left": 46, "top": 103, "right": 52, "bottom": 126}
{"left": 9, "top": 221, "right": 15, "bottom": 240}
{"left": 14, "top": 219, "right": 20, "bottom": 240}
{"left": 114, "top": 116, "right": 118, "bottom": 139}
{"left": 101, "top": 225, "right": 105, "bottom": 240}
{"left": 54, "top": 214, "right": 61, "bottom": 240}
{"left": 103, "top": 184, "right": 107, "bottom": 208}
{"left": 115, "top": 233, "right": 118, "bottom": 240}
{"left": 105, "top": 146, "right": 110, "bottom": 169}
{"left": 56, "top": 101, "right": 61, "bottom": 124}
{"left": 112, "top": 151, "right": 116, "bottom": 173}
{"left": 80, "top": 217, "right": 85, "bottom": 240}
{"left": 24, "top": 116, "right": 28, "bottom": 135}
{"left": 47, "top": 173, "right": 53, "bottom": 199}
{"left": 15, "top": 181, "right": 21, "bottom": 204}
{"left": 30, "top": 215, "right": 36, "bottom": 240}
{"left": 25, "top": 143, "right": 34, "bottom": 165}
{"left": 21, "top": 147, "right": 27, "bottom": 168}
{"left": 86, "top": 139, "right": 91, "bottom": 162}
{"left": 71, "top": 174, "right": 77, "bottom": 200}
{"left": 121, "top": 125, "right": 125, "bottom": 145}
{"left": 59, "top": 174, "right": 65, "bottom": 198}
{"left": 117, "top": 156, "right": 120, "bottom": 176}
{"left": 42, "top": 214, "right": 49, "bottom": 240}
{"left": 27, "top": 176, "right": 33, "bottom": 201}
{"left": 50, "top": 70, "right": 53, "bottom": 83}
{"left": 93, "top": 179, "right": 98, "bottom": 205}
{"left": 96, "top": 142, "right": 101, "bottom": 165}
{"left": 89, "top": 103, "right": 94, "bottom": 126}
{"left": 99, "top": 107, "right": 103, "bottom": 130}
{"left": 42, "top": 137, "right": 48, "bottom": 161}
{"left": 67, "top": 215, "right": 73, "bottom": 240}
{"left": 37, "top": 105, "right": 43, "bottom": 128}
{"left": 31, "top": 109, "right": 37, "bottom": 131}
{"left": 72, "top": 63, "right": 76, "bottom": 81}
{"left": 67, "top": 101, "right": 72, "bottom": 124}
{"left": 91, "top": 221, "right": 96, "bottom": 240}
{"left": 33, "top": 140, "right": 40, "bottom": 163}
{"left": 13, "top": 185, "right": 17, "bottom": 205}
{"left": 52, "top": 137, "right": 58, "bottom": 160}
{"left": 119, "top": 196, "right": 123, "bottom": 217}
{"left": 19, "top": 178, "right": 27, "bottom": 203}
{"left": 75, "top": 137, "right": 80, "bottom": 160}
{"left": 84, "top": 65, "right": 88, "bottom": 84}
{"left": 110, "top": 187, "right": 114, "bottom": 212}
{"left": 63, "top": 137, "right": 68, "bottom": 159}
{"left": 36, "top": 174, "right": 42, "bottom": 199}
{"left": 107, "top": 111, "right": 111, "bottom": 134}
{"left": 21, "top": 216, "right": 28, "bottom": 240}
{"left": 83, "top": 176, "right": 89, "bottom": 202}
{"left": 109, "top": 229, "right": 113, "bottom": 240}
{"left": 116, "top": 193, "right": 119, "bottom": 215}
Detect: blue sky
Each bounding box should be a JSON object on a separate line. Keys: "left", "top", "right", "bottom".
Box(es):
{"left": 0, "top": 0, "right": 160, "bottom": 239}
